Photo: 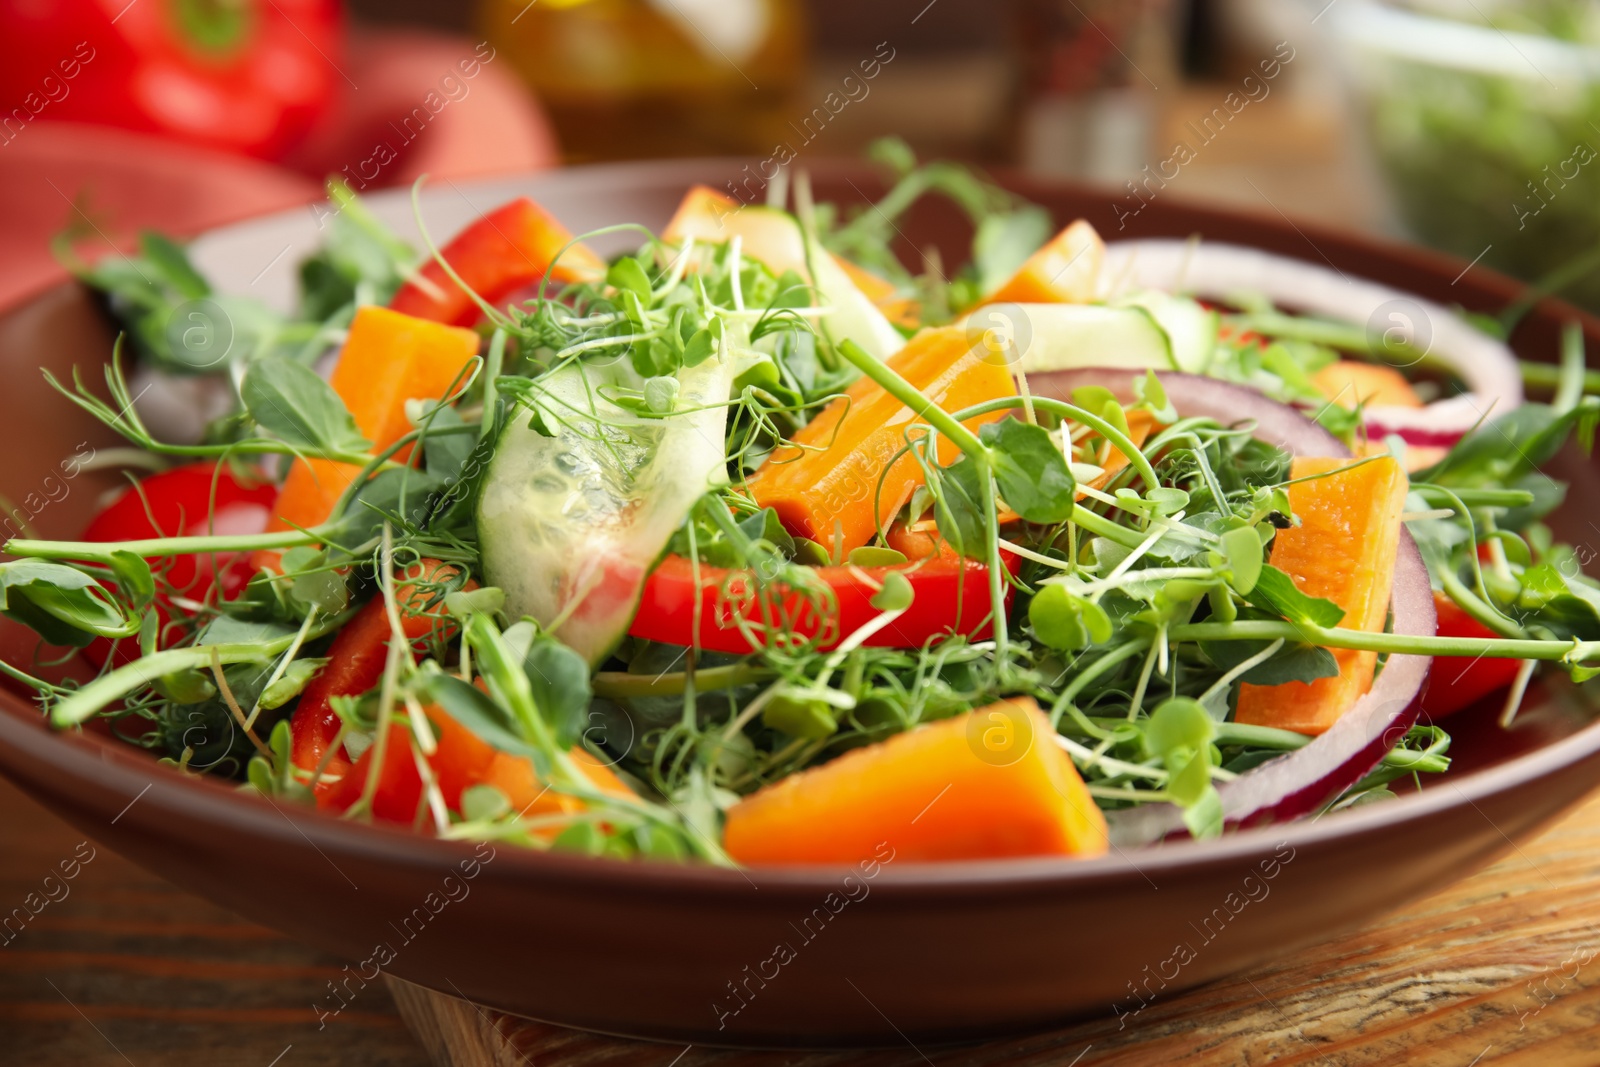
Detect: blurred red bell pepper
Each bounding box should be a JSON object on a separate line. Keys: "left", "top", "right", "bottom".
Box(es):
{"left": 0, "top": 0, "right": 344, "bottom": 160}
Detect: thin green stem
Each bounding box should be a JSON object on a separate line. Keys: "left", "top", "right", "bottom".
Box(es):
{"left": 1521, "top": 360, "right": 1600, "bottom": 397}
{"left": 1170, "top": 620, "right": 1583, "bottom": 661}
{"left": 592, "top": 664, "right": 774, "bottom": 700}
{"left": 52, "top": 617, "right": 348, "bottom": 727}
{"left": 1069, "top": 504, "right": 1147, "bottom": 549}
{"left": 8, "top": 528, "right": 319, "bottom": 561}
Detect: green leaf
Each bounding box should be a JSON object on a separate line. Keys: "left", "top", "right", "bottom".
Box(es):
{"left": 139, "top": 231, "right": 210, "bottom": 300}
{"left": 1167, "top": 748, "right": 1213, "bottom": 807}
{"left": 1133, "top": 369, "right": 1177, "bottom": 422}
{"left": 1249, "top": 564, "right": 1345, "bottom": 628}
{"left": 632, "top": 822, "right": 690, "bottom": 862}
{"left": 259, "top": 657, "right": 328, "bottom": 710}
{"left": 768, "top": 270, "right": 812, "bottom": 312}
{"left": 107, "top": 549, "right": 156, "bottom": 613}
{"left": 421, "top": 405, "right": 474, "bottom": 481}
{"left": 980, "top": 419, "right": 1076, "bottom": 524}
{"left": 198, "top": 616, "right": 297, "bottom": 646}
{"left": 762, "top": 693, "right": 837, "bottom": 739}
{"left": 422, "top": 672, "right": 539, "bottom": 758}
{"left": 643, "top": 375, "right": 680, "bottom": 414}
{"left": 848, "top": 546, "right": 909, "bottom": 568}
{"left": 241, "top": 355, "right": 370, "bottom": 455}
{"left": 870, "top": 571, "right": 915, "bottom": 612}
{"left": 1143, "top": 697, "right": 1215, "bottom": 760}
{"left": 681, "top": 317, "right": 721, "bottom": 368}
{"left": 460, "top": 783, "right": 511, "bottom": 822}
{"left": 607, "top": 257, "right": 654, "bottom": 305}
{"left": 524, "top": 636, "right": 593, "bottom": 750}
{"left": 1201, "top": 631, "right": 1339, "bottom": 686}
{"left": 1029, "top": 583, "right": 1112, "bottom": 651}
{"left": 933, "top": 455, "right": 988, "bottom": 560}
{"left": 1182, "top": 784, "right": 1224, "bottom": 839}
{"left": 1220, "top": 525, "right": 1263, "bottom": 595}
{"left": 323, "top": 467, "right": 446, "bottom": 546}
{"left": 0, "top": 560, "right": 134, "bottom": 647}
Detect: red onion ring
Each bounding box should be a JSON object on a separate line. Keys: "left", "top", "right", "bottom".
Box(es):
{"left": 1101, "top": 239, "right": 1523, "bottom": 449}
{"left": 1031, "top": 369, "right": 1437, "bottom": 845}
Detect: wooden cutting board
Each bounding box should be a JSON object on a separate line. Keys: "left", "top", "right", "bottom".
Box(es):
{"left": 388, "top": 789, "right": 1600, "bottom": 1067}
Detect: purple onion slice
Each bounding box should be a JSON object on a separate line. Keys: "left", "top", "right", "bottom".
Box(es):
{"left": 1101, "top": 238, "right": 1522, "bottom": 448}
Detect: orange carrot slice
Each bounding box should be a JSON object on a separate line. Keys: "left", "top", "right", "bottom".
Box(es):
{"left": 265, "top": 306, "right": 480, "bottom": 536}
{"left": 723, "top": 697, "right": 1107, "bottom": 864}
{"left": 1311, "top": 361, "right": 1423, "bottom": 410}
{"left": 976, "top": 219, "right": 1104, "bottom": 307}
{"left": 746, "top": 326, "right": 1015, "bottom": 552}
{"left": 1235, "top": 455, "right": 1411, "bottom": 735}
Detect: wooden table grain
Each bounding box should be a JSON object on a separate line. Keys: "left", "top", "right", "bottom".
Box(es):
{"left": 0, "top": 775, "right": 429, "bottom": 1067}
{"left": 7, "top": 766, "right": 1600, "bottom": 1066}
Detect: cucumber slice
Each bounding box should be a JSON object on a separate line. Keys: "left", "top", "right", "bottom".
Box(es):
{"left": 1112, "top": 291, "right": 1219, "bottom": 374}
{"left": 478, "top": 354, "right": 735, "bottom": 665}
{"left": 1005, "top": 303, "right": 1175, "bottom": 373}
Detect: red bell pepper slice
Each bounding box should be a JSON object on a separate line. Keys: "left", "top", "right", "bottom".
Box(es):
{"left": 389, "top": 197, "right": 606, "bottom": 326}
{"left": 627, "top": 553, "right": 1012, "bottom": 654}
{"left": 82, "top": 461, "right": 276, "bottom": 667}
{"left": 1417, "top": 591, "right": 1524, "bottom": 719}
{"left": 289, "top": 559, "right": 468, "bottom": 804}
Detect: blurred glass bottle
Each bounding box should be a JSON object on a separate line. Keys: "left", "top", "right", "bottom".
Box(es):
{"left": 480, "top": 0, "right": 808, "bottom": 162}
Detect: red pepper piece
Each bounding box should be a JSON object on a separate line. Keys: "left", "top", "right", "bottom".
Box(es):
{"left": 388, "top": 197, "right": 605, "bottom": 326}
{"left": 289, "top": 559, "right": 469, "bottom": 803}
{"left": 1418, "top": 592, "right": 1525, "bottom": 719}
{"left": 627, "top": 553, "right": 1013, "bottom": 655}
{"left": 81, "top": 461, "right": 276, "bottom": 667}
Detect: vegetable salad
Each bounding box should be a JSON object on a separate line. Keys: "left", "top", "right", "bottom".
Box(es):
{"left": 10, "top": 144, "right": 1599, "bottom": 865}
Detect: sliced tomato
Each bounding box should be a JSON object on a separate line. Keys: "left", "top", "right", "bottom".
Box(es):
{"left": 627, "top": 553, "right": 1012, "bottom": 654}
{"left": 388, "top": 197, "right": 606, "bottom": 326}
{"left": 1417, "top": 592, "right": 1525, "bottom": 719}
{"left": 82, "top": 462, "right": 276, "bottom": 666}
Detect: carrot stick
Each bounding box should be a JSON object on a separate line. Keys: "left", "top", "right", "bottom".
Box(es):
{"left": 1235, "top": 455, "right": 1411, "bottom": 735}
{"left": 746, "top": 326, "right": 1015, "bottom": 552}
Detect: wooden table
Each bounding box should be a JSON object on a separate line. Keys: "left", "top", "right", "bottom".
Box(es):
{"left": 6, "top": 769, "right": 1600, "bottom": 1067}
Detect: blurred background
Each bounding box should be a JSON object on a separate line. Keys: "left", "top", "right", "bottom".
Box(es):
{"left": 3, "top": 0, "right": 1599, "bottom": 307}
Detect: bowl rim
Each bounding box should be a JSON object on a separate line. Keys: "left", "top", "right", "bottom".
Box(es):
{"left": 3, "top": 159, "right": 1600, "bottom": 897}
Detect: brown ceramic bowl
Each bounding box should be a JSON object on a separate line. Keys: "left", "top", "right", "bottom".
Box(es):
{"left": 0, "top": 161, "right": 1597, "bottom": 1049}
